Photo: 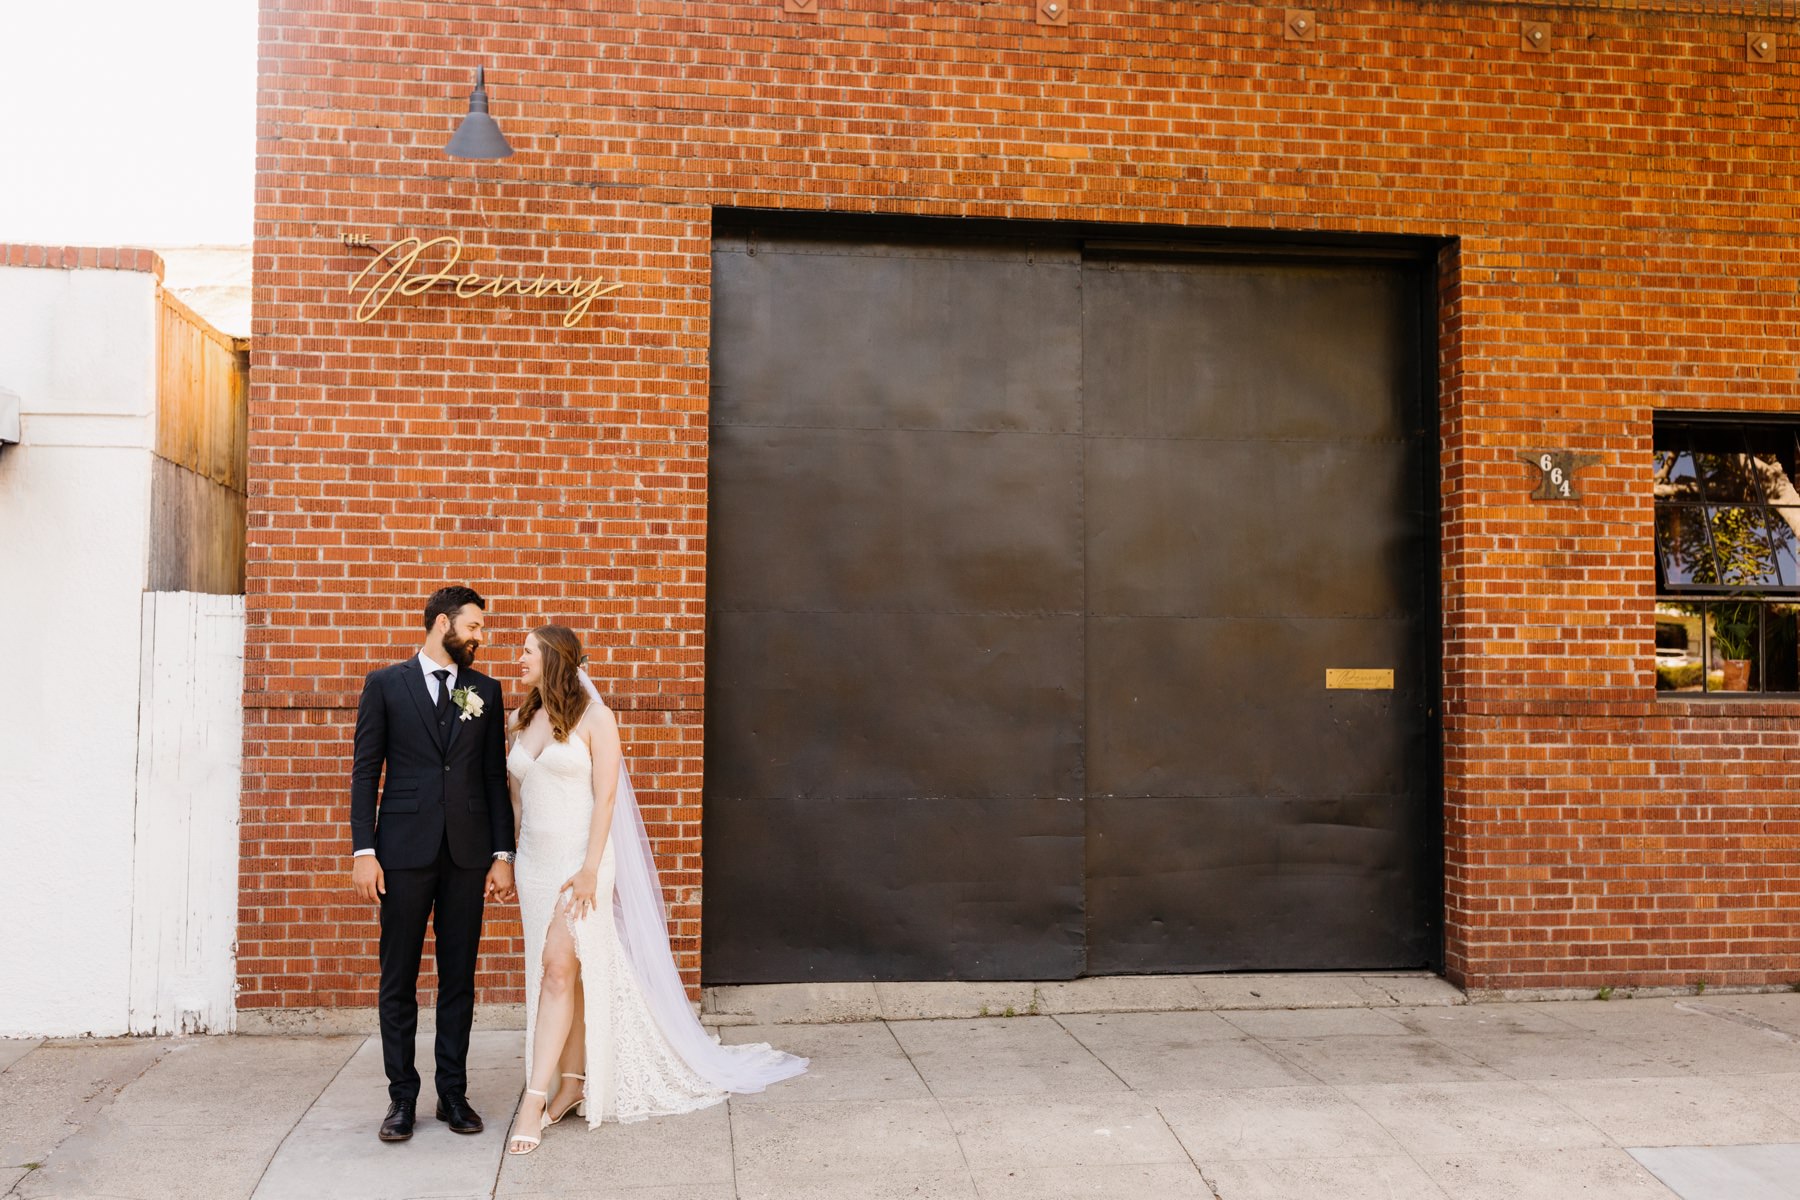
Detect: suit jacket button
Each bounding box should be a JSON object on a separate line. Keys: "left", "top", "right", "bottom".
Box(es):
{"left": 444, "top": 764, "right": 451, "bottom": 773}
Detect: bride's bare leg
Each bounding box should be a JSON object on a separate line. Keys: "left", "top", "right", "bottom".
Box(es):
{"left": 511, "top": 906, "right": 581, "bottom": 1151}
{"left": 548, "top": 976, "right": 587, "bottom": 1119}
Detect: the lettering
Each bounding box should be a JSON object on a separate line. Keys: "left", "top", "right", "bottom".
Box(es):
{"left": 347, "top": 235, "right": 624, "bottom": 327}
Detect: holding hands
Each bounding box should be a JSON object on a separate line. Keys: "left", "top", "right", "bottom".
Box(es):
{"left": 486, "top": 858, "right": 517, "bottom": 903}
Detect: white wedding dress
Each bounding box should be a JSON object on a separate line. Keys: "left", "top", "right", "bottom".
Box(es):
{"left": 509, "top": 713, "right": 805, "bottom": 1126}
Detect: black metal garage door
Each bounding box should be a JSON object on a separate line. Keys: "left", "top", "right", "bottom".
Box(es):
{"left": 703, "top": 217, "right": 1438, "bottom": 982}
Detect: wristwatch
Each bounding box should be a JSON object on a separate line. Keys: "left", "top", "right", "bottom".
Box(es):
{"left": 494, "top": 851, "right": 516, "bottom": 864}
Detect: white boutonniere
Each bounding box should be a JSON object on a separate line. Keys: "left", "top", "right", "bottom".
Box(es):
{"left": 450, "top": 686, "right": 484, "bottom": 722}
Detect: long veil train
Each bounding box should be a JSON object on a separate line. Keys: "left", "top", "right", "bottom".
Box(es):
{"left": 578, "top": 671, "right": 808, "bottom": 1093}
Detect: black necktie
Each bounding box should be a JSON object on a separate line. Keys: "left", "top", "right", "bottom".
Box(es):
{"left": 433, "top": 669, "right": 452, "bottom": 730}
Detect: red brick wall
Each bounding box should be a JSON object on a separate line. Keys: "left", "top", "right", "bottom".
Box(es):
{"left": 245, "top": 0, "right": 1800, "bottom": 1010}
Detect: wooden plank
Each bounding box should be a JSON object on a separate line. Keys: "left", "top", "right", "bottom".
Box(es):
{"left": 156, "top": 291, "right": 248, "bottom": 492}
{"left": 128, "top": 592, "right": 245, "bottom": 1034}
{"left": 152, "top": 291, "right": 248, "bottom": 593}
{"left": 148, "top": 456, "right": 247, "bottom": 594}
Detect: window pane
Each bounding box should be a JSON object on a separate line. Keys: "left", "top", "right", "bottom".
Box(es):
{"left": 1747, "top": 452, "right": 1794, "bottom": 506}
{"left": 1655, "top": 506, "right": 1710, "bottom": 586}
{"left": 1654, "top": 603, "right": 1704, "bottom": 692}
{"left": 1704, "top": 601, "right": 1760, "bottom": 693}
{"left": 1692, "top": 429, "right": 1764, "bottom": 503}
{"left": 1767, "top": 511, "right": 1800, "bottom": 587}
{"left": 1653, "top": 447, "right": 1702, "bottom": 501}
{"left": 1706, "top": 506, "right": 1780, "bottom": 586}
{"left": 1765, "top": 603, "right": 1799, "bottom": 694}
{"left": 1747, "top": 427, "right": 1800, "bottom": 505}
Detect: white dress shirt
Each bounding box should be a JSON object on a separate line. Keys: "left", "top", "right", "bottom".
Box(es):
{"left": 419, "top": 650, "right": 458, "bottom": 703}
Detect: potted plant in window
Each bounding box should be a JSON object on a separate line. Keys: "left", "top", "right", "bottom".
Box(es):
{"left": 1709, "top": 602, "right": 1758, "bottom": 692}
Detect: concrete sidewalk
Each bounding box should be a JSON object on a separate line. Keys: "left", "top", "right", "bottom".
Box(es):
{"left": 6, "top": 985, "right": 1800, "bottom": 1199}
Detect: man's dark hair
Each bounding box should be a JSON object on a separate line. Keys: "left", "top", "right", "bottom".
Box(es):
{"left": 424, "top": 585, "right": 486, "bottom": 631}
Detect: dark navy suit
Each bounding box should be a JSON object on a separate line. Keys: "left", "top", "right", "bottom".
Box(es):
{"left": 351, "top": 657, "right": 512, "bottom": 1104}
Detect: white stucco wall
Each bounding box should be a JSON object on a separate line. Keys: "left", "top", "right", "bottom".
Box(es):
{"left": 0, "top": 263, "right": 161, "bottom": 1036}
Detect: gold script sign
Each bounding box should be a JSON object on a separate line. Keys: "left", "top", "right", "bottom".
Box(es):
{"left": 348, "top": 235, "right": 624, "bottom": 327}
{"left": 1325, "top": 668, "right": 1395, "bottom": 690}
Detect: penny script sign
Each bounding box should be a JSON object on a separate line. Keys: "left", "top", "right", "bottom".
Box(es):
{"left": 345, "top": 234, "right": 624, "bottom": 327}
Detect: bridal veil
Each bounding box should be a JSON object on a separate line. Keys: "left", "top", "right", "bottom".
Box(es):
{"left": 579, "top": 671, "right": 808, "bottom": 1093}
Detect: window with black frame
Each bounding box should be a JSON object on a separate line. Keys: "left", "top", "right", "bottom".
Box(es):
{"left": 1653, "top": 418, "right": 1800, "bottom": 695}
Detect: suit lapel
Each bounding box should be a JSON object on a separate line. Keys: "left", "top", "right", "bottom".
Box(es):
{"left": 405, "top": 659, "right": 449, "bottom": 755}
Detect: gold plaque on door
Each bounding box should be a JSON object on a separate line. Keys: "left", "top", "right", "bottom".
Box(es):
{"left": 1326, "top": 669, "right": 1394, "bottom": 690}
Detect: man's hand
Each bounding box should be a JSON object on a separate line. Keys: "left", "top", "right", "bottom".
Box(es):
{"left": 486, "top": 859, "right": 516, "bottom": 903}
{"left": 352, "top": 855, "right": 385, "bottom": 903}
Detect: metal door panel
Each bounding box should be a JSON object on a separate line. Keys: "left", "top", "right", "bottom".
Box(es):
{"left": 1080, "top": 248, "right": 1433, "bottom": 974}
{"left": 1086, "top": 794, "right": 1429, "bottom": 973}
{"left": 1086, "top": 436, "right": 1424, "bottom": 620}
{"left": 707, "top": 424, "right": 1084, "bottom": 616}
{"left": 706, "top": 610, "right": 1084, "bottom": 802}
{"left": 710, "top": 236, "right": 1083, "bottom": 434}
{"left": 702, "top": 794, "right": 1085, "bottom": 981}
{"left": 706, "top": 225, "right": 1092, "bottom": 986}
{"left": 1083, "top": 259, "right": 1415, "bottom": 443}
{"left": 1085, "top": 615, "right": 1420, "bottom": 801}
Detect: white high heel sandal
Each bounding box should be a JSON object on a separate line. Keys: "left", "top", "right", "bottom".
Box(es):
{"left": 546, "top": 1072, "right": 586, "bottom": 1126}
{"left": 506, "top": 1088, "right": 549, "bottom": 1155}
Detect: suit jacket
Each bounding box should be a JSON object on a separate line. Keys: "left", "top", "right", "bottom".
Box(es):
{"left": 350, "top": 658, "right": 514, "bottom": 870}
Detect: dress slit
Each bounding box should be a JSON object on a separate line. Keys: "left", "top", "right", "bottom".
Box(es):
{"left": 524, "top": 885, "right": 600, "bottom": 1102}
{"left": 511, "top": 732, "right": 752, "bottom": 1127}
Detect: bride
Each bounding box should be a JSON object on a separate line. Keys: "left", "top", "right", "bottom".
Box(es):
{"left": 504, "top": 624, "right": 806, "bottom": 1154}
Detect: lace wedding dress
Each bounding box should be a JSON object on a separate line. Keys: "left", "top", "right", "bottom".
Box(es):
{"left": 509, "top": 715, "right": 805, "bottom": 1126}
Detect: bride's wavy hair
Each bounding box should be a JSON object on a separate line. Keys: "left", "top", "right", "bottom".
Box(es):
{"left": 513, "top": 624, "right": 589, "bottom": 742}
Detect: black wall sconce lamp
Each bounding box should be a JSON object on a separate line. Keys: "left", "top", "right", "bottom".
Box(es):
{"left": 445, "top": 65, "right": 515, "bottom": 159}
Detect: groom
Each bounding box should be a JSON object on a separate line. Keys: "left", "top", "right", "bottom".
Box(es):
{"left": 350, "top": 585, "right": 515, "bottom": 1142}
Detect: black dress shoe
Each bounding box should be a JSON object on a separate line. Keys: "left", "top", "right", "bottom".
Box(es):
{"left": 378, "top": 1099, "right": 416, "bottom": 1142}
{"left": 436, "top": 1094, "right": 485, "bottom": 1134}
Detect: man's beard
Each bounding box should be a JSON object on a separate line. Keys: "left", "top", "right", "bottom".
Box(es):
{"left": 444, "top": 629, "right": 480, "bottom": 669}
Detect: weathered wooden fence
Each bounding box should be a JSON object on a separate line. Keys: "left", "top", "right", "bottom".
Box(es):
{"left": 150, "top": 292, "right": 248, "bottom": 594}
